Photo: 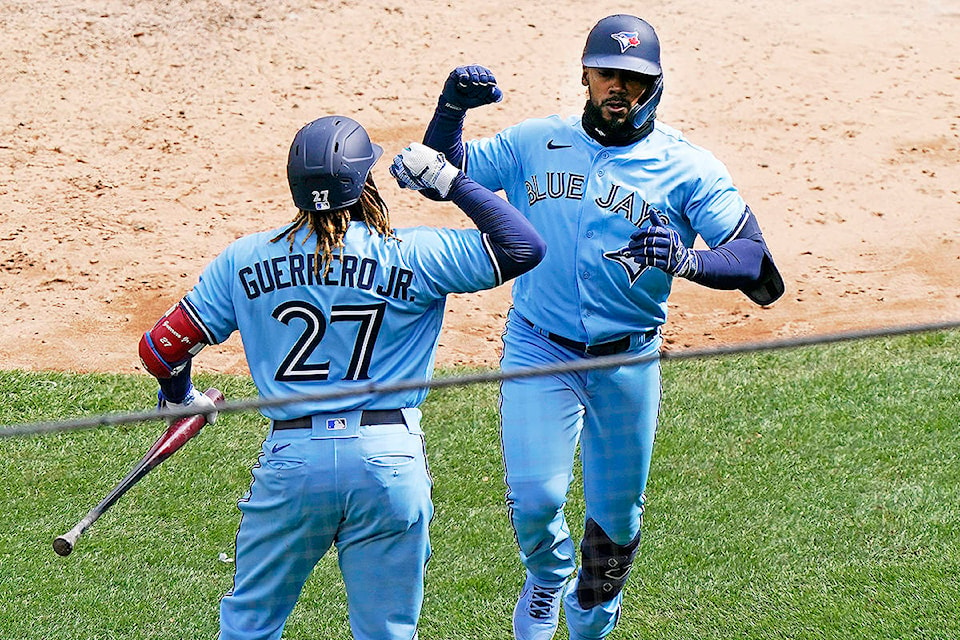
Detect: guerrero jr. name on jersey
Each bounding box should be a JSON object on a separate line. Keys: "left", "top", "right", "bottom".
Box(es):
{"left": 238, "top": 253, "right": 415, "bottom": 302}
{"left": 525, "top": 172, "right": 670, "bottom": 287}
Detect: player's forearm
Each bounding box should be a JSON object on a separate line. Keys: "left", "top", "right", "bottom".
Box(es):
{"left": 423, "top": 99, "right": 466, "bottom": 168}
{"left": 686, "top": 237, "right": 766, "bottom": 290}
{"left": 448, "top": 175, "right": 545, "bottom": 280}
{"left": 156, "top": 361, "right": 194, "bottom": 403}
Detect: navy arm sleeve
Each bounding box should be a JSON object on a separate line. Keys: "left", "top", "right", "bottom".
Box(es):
{"left": 689, "top": 207, "right": 784, "bottom": 305}
{"left": 447, "top": 173, "right": 545, "bottom": 281}
{"left": 423, "top": 98, "right": 467, "bottom": 168}
{"left": 688, "top": 241, "right": 764, "bottom": 289}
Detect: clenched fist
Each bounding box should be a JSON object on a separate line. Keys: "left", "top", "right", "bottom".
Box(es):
{"left": 622, "top": 210, "right": 701, "bottom": 279}
{"left": 390, "top": 142, "right": 461, "bottom": 198}
{"left": 441, "top": 65, "right": 504, "bottom": 111}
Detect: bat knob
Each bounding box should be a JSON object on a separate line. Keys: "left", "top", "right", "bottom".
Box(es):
{"left": 53, "top": 536, "right": 74, "bottom": 557}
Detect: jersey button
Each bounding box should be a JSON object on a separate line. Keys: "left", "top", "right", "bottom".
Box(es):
{"left": 597, "top": 170, "right": 605, "bottom": 177}
{"left": 586, "top": 231, "right": 595, "bottom": 238}
{"left": 582, "top": 271, "right": 591, "bottom": 279}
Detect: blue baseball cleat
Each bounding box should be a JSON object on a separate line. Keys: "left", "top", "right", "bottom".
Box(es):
{"left": 513, "top": 574, "right": 567, "bottom": 640}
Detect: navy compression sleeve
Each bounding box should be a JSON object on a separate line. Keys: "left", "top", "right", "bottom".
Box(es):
{"left": 687, "top": 239, "right": 765, "bottom": 289}
{"left": 447, "top": 174, "right": 545, "bottom": 282}
{"left": 687, "top": 208, "right": 774, "bottom": 290}
{"left": 423, "top": 98, "right": 466, "bottom": 168}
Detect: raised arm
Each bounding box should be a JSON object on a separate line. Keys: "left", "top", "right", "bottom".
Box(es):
{"left": 390, "top": 142, "right": 544, "bottom": 282}
{"left": 422, "top": 65, "right": 503, "bottom": 169}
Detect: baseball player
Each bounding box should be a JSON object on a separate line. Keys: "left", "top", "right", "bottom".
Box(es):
{"left": 137, "top": 115, "right": 545, "bottom": 640}
{"left": 413, "top": 15, "right": 784, "bottom": 640}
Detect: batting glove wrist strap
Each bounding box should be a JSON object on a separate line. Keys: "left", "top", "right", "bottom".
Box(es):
{"left": 390, "top": 142, "right": 461, "bottom": 198}
{"left": 672, "top": 247, "right": 701, "bottom": 279}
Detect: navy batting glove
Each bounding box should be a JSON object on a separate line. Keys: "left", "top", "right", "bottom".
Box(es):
{"left": 625, "top": 222, "right": 701, "bottom": 279}
{"left": 441, "top": 65, "right": 504, "bottom": 111}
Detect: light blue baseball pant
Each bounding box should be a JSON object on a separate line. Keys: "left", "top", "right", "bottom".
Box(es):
{"left": 218, "top": 408, "right": 433, "bottom": 640}
{"left": 499, "top": 309, "right": 662, "bottom": 638}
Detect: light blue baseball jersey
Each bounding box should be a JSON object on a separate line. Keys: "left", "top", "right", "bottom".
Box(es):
{"left": 182, "top": 221, "right": 497, "bottom": 419}
{"left": 466, "top": 116, "right": 746, "bottom": 344}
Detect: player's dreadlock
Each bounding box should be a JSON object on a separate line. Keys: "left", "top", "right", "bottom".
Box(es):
{"left": 271, "top": 174, "right": 397, "bottom": 277}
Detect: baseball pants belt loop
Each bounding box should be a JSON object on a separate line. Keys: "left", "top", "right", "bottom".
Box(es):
{"left": 520, "top": 315, "right": 656, "bottom": 356}
{"left": 272, "top": 409, "right": 406, "bottom": 431}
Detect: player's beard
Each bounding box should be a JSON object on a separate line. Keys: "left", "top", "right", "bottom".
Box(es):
{"left": 582, "top": 99, "right": 649, "bottom": 147}
{"left": 587, "top": 95, "right": 629, "bottom": 128}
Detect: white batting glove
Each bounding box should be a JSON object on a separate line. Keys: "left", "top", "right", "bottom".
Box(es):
{"left": 390, "top": 142, "right": 461, "bottom": 198}
{"left": 159, "top": 385, "right": 218, "bottom": 426}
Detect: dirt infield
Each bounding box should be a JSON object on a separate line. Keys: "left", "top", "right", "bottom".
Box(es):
{"left": 1, "top": 1, "right": 957, "bottom": 375}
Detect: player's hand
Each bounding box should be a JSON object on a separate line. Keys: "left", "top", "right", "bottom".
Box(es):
{"left": 623, "top": 211, "right": 701, "bottom": 279}
{"left": 158, "top": 384, "right": 218, "bottom": 426}
{"left": 441, "top": 65, "right": 503, "bottom": 111}
{"left": 390, "top": 142, "right": 461, "bottom": 198}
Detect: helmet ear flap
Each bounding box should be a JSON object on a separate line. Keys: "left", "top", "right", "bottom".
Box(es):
{"left": 627, "top": 74, "right": 663, "bottom": 131}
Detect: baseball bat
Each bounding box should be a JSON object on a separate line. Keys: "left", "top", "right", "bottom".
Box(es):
{"left": 53, "top": 387, "right": 224, "bottom": 557}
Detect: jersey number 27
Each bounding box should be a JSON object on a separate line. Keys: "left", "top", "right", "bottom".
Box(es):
{"left": 272, "top": 300, "right": 385, "bottom": 382}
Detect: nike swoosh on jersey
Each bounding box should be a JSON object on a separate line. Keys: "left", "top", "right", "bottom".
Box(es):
{"left": 546, "top": 140, "right": 572, "bottom": 149}
{"left": 271, "top": 443, "right": 291, "bottom": 454}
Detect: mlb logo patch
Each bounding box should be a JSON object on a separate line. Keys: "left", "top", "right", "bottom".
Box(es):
{"left": 312, "top": 189, "right": 331, "bottom": 211}
{"left": 611, "top": 31, "right": 641, "bottom": 53}
{"left": 326, "top": 417, "right": 347, "bottom": 431}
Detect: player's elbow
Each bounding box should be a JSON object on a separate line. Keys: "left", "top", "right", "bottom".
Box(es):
{"left": 498, "top": 238, "right": 546, "bottom": 281}
{"left": 139, "top": 332, "right": 176, "bottom": 379}
{"left": 138, "top": 302, "right": 209, "bottom": 379}
{"left": 527, "top": 235, "right": 547, "bottom": 270}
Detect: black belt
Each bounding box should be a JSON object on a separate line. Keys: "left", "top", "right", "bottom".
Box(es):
{"left": 272, "top": 409, "right": 405, "bottom": 431}
{"left": 522, "top": 317, "right": 655, "bottom": 356}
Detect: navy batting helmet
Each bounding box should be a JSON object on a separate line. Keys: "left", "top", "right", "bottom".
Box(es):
{"left": 582, "top": 15, "right": 663, "bottom": 132}
{"left": 581, "top": 14, "right": 661, "bottom": 76}
{"left": 287, "top": 115, "right": 383, "bottom": 212}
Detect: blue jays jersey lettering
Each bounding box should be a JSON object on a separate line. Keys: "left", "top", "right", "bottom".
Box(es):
{"left": 183, "top": 221, "right": 497, "bottom": 419}
{"left": 466, "top": 115, "right": 746, "bottom": 344}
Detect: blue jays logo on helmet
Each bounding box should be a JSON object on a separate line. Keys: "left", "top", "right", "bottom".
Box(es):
{"left": 582, "top": 14, "right": 661, "bottom": 77}
{"left": 611, "top": 31, "right": 641, "bottom": 53}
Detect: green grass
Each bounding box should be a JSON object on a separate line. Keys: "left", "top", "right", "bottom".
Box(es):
{"left": 2, "top": 331, "right": 958, "bottom": 639}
